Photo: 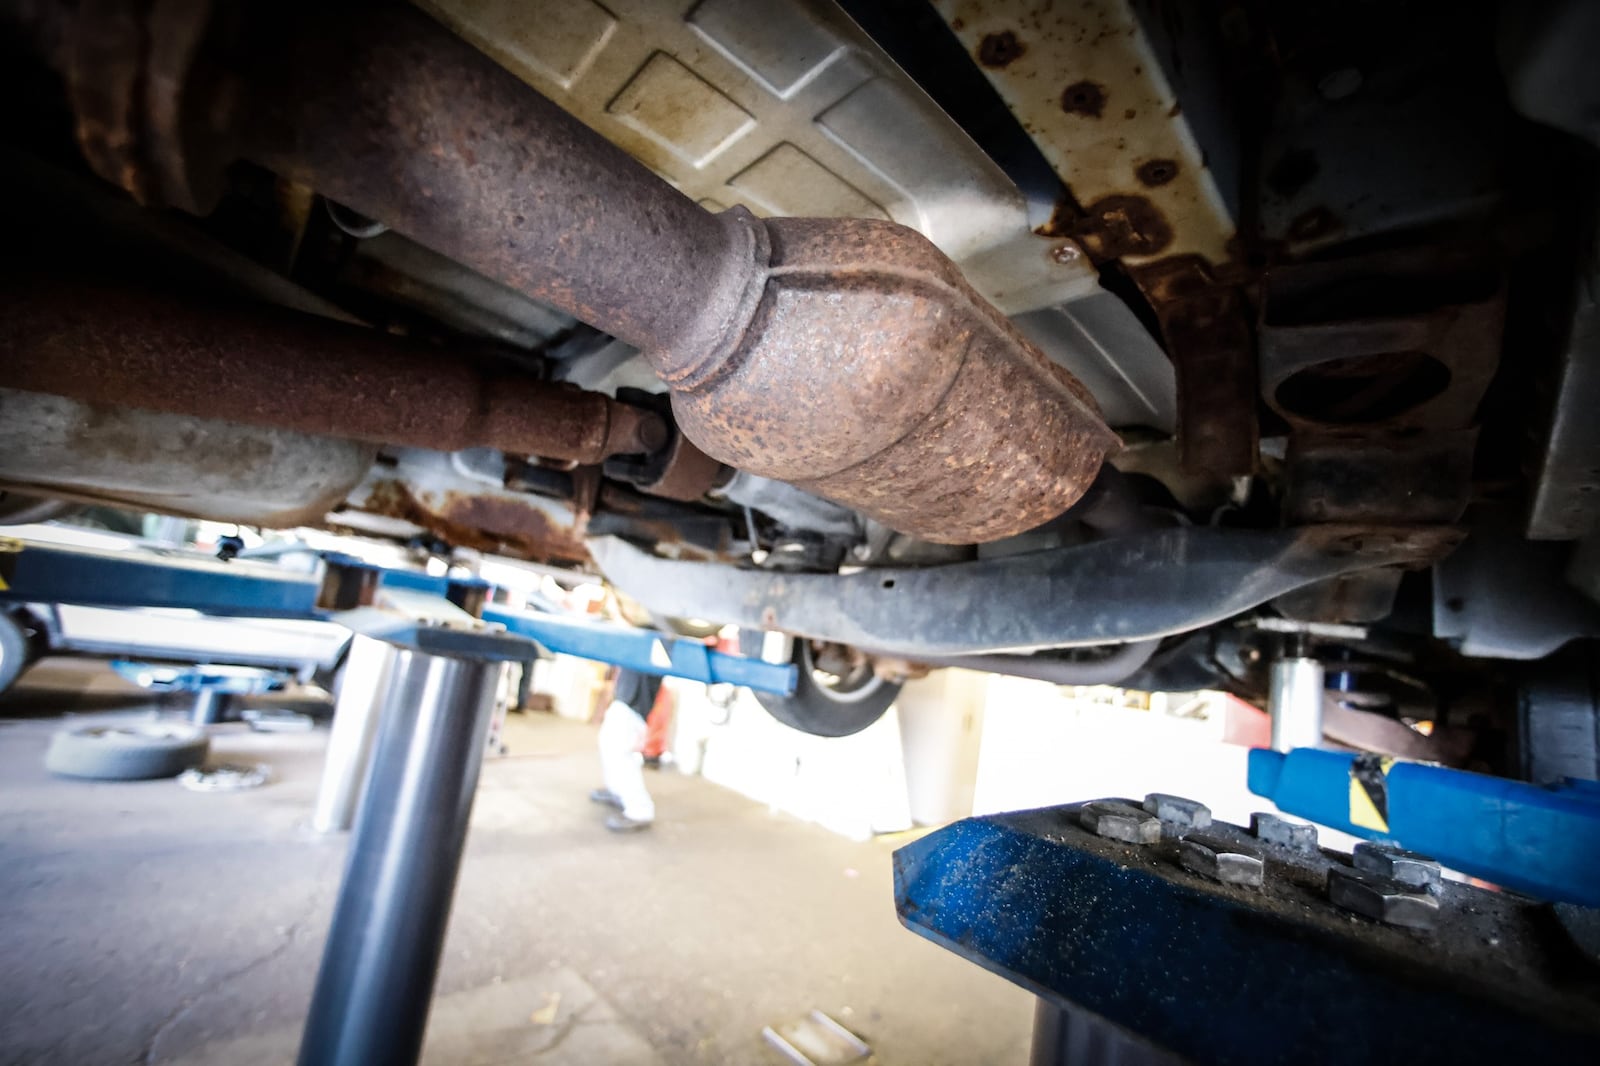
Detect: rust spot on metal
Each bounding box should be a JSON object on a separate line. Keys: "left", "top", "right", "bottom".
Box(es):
{"left": 1258, "top": 245, "right": 1505, "bottom": 434}
{"left": 362, "top": 480, "right": 590, "bottom": 565}
{"left": 1285, "top": 430, "right": 1477, "bottom": 525}
{"left": 1060, "top": 80, "right": 1107, "bottom": 117}
{"left": 1074, "top": 195, "right": 1174, "bottom": 259}
{"left": 1259, "top": 248, "right": 1505, "bottom": 535}
{"left": 1135, "top": 159, "right": 1180, "bottom": 187}
{"left": 438, "top": 492, "right": 590, "bottom": 562}
{"left": 1034, "top": 193, "right": 1086, "bottom": 239}
{"left": 1133, "top": 255, "right": 1231, "bottom": 306}
{"left": 1127, "top": 254, "right": 1258, "bottom": 478}
{"left": 1162, "top": 288, "right": 1258, "bottom": 478}
{"left": 977, "top": 30, "right": 1026, "bottom": 68}
{"left": 1298, "top": 525, "right": 1464, "bottom": 568}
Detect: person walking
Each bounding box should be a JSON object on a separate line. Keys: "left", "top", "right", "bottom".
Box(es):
{"left": 590, "top": 666, "right": 662, "bottom": 832}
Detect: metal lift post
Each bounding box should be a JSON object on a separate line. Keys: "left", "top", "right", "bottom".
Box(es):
{"left": 299, "top": 640, "right": 505, "bottom": 1066}
{"left": 0, "top": 534, "right": 797, "bottom": 1066}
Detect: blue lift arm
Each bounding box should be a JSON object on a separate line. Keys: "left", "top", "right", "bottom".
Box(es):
{"left": 1, "top": 537, "right": 793, "bottom": 694}
{"left": 483, "top": 606, "right": 795, "bottom": 695}
{"left": 1249, "top": 747, "right": 1600, "bottom": 906}
{"left": 0, "top": 538, "right": 321, "bottom": 617}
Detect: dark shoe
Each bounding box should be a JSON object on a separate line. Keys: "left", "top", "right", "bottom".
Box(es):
{"left": 605, "top": 813, "right": 653, "bottom": 833}
{"left": 589, "top": 788, "right": 624, "bottom": 809}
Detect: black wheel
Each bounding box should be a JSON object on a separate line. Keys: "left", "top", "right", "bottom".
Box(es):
{"left": 739, "top": 632, "right": 902, "bottom": 737}
{"left": 0, "top": 611, "right": 31, "bottom": 697}
{"left": 44, "top": 723, "right": 210, "bottom": 780}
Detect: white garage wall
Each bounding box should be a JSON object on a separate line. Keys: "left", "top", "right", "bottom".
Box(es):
{"left": 670, "top": 681, "right": 914, "bottom": 841}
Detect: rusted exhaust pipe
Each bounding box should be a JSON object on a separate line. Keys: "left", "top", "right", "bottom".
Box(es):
{"left": 0, "top": 271, "right": 665, "bottom": 465}
{"left": 20, "top": 1, "right": 1116, "bottom": 543}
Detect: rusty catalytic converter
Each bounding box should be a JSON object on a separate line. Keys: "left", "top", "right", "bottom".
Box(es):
{"left": 654, "top": 210, "right": 1117, "bottom": 542}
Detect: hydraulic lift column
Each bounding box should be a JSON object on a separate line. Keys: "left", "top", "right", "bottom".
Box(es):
{"left": 297, "top": 646, "right": 504, "bottom": 1066}
{"left": 1268, "top": 635, "right": 1324, "bottom": 752}
{"left": 310, "top": 635, "right": 399, "bottom": 834}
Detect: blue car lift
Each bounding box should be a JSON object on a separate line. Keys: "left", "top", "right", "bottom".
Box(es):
{"left": 18, "top": 534, "right": 1600, "bottom": 1063}
{"left": 0, "top": 534, "right": 793, "bottom": 1066}
{"left": 894, "top": 795, "right": 1600, "bottom": 1066}
{"left": 1248, "top": 747, "right": 1600, "bottom": 907}
{"left": 0, "top": 537, "right": 795, "bottom": 693}
{"left": 888, "top": 614, "right": 1600, "bottom": 1066}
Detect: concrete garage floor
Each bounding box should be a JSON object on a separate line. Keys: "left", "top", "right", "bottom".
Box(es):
{"left": 0, "top": 661, "right": 1033, "bottom": 1065}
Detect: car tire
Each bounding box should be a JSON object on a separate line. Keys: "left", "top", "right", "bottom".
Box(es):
{"left": 45, "top": 723, "right": 210, "bottom": 781}
{"left": 739, "top": 632, "right": 902, "bottom": 738}
{"left": 0, "top": 611, "right": 30, "bottom": 697}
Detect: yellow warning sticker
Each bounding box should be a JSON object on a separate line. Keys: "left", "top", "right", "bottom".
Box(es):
{"left": 1349, "top": 780, "right": 1388, "bottom": 832}
{"left": 1348, "top": 755, "right": 1395, "bottom": 832}
{"left": 0, "top": 536, "right": 21, "bottom": 590}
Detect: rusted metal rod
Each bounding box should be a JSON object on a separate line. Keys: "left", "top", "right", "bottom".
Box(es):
{"left": 237, "top": 5, "right": 748, "bottom": 362}
{"left": 0, "top": 272, "right": 665, "bottom": 465}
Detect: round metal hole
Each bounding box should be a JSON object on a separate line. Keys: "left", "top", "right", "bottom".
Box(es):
{"left": 1274, "top": 351, "right": 1450, "bottom": 425}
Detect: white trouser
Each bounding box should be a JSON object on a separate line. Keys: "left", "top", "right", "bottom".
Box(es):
{"left": 598, "top": 699, "right": 655, "bottom": 822}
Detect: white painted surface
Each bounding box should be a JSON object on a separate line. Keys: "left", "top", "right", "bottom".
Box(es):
{"left": 671, "top": 682, "right": 912, "bottom": 841}
{"left": 896, "top": 670, "right": 989, "bottom": 826}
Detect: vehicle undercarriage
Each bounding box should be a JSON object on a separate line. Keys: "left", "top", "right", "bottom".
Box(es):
{"left": 2, "top": 0, "right": 1598, "bottom": 760}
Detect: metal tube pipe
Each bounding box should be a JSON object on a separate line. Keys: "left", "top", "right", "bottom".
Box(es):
{"left": 298, "top": 648, "right": 503, "bottom": 1066}
{"left": 190, "top": 688, "right": 229, "bottom": 726}
{"left": 311, "top": 636, "right": 398, "bottom": 834}
{"left": 1269, "top": 657, "right": 1326, "bottom": 752}
{"left": 237, "top": 5, "right": 745, "bottom": 358}
{"left": 0, "top": 271, "right": 664, "bottom": 464}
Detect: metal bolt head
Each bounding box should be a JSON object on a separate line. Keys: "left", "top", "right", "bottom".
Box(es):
{"left": 1050, "top": 242, "right": 1083, "bottom": 265}
{"left": 1250, "top": 812, "right": 1318, "bottom": 853}
{"left": 1352, "top": 842, "right": 1441, "bottom": 890}
{"left": 1078, "top": 801, "right": 1161, "bottom": 845}
{"left": 1327, "top": 865, "right": 1439, "bottom": 930}
{"left": 1143, "top": 793, "right": 1212, "bottom": 831}
{"left": 1178, "top": 833, "right": 1264, "bottom": 888}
